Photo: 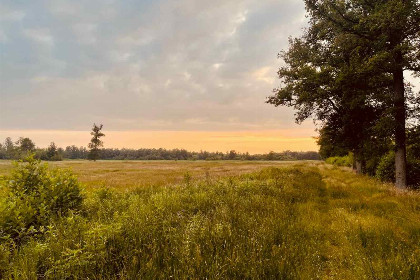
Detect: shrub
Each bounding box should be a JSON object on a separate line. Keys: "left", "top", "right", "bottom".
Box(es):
{"left": 376, "top": 151, "right": 420, "bottom": 188}
{"left": 375, "top": 152, "right": 395, "bottom": 183}
{"left": 325, "top": 154, "right": 352, "bottom": 167}
{"left": 0, "top": 155, "right": 83, "bottom": 244}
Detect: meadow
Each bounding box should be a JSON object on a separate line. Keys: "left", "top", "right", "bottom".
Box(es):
{"left": 0, "top": 160, "right": 304, "bottom": 190}
{"left": 0, "top": 160, "right": 419, "bottom": 279}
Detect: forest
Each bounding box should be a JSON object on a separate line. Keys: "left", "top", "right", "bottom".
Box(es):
{"left": 0, "top": 136, "right": 321, "bottom": 161}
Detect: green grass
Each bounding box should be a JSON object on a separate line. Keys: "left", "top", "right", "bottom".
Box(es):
{"left": 0, "top": 161, "right": 419, "bottom": 279}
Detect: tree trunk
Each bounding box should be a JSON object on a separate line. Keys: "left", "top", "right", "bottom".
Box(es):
{"left": 352, "top": 157, "right": 357, "bottom": 172}
{"left": 393, "top": 51, "right": 407, "bottom": 189}
{"left": 355, "top": 160, "right": 363, "bottom": 174}
{"left": 353, "top": 150, "right": 364, "bottom": 174}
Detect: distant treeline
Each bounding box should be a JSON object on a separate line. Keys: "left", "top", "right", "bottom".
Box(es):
{"left": 0, "top": 137, "right": 320, "bottom": 161}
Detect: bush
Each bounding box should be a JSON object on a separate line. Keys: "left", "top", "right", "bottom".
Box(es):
{"left": 0, "top": 156, "right": 83, "bottom": 244}
{"left": 325, "top": 154, "right": 352, "bottom": 167}
{"left": 375, "top": 152, "right": 394, "bottom": 183}
{"left": 376, "top": 151, "right": 420, "bottom": 188}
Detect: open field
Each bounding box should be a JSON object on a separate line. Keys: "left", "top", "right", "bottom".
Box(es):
{"left": 0, "top": 160, "right": 419, "bottom": 279}
{"left": 0, "top": 160, "right": 313, "bottom": 190}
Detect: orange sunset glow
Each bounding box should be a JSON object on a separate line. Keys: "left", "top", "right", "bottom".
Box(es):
{"left": 0, "top": 130, "right": 318, "bottom": 153}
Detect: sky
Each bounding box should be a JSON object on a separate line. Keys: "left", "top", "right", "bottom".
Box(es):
{"left": 0, "top": 0, "right": 364, "bottom": 152}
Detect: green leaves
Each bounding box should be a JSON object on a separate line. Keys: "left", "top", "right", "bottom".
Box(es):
{"left": 269, "top": 0, "right": 420, "bottom": 186}
{"left": 0, "top": 156, "right": 83, "bottom": 244}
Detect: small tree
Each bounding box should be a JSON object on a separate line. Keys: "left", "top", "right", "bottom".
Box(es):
{"left": 227, "top": 150, "right": 237, "bottom": 160}
{"left": 4, "top": 137, "right": 15, "bottom": 159}
{"left": 88, "top": 124, "right": 105, "bottom": 161}
{"left": 16, "top": 137, "right": 35, "bottom": 158}
{"left": 46, "top": 142, "right": 62, "bottom": 161}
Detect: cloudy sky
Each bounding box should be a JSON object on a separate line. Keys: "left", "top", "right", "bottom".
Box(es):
{"left": 0, "top": 0, "right": 319, "bottom": 152}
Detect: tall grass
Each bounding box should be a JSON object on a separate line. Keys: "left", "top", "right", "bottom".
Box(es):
{"left": 0, "top": 162, "right": 419, "bottom": 279}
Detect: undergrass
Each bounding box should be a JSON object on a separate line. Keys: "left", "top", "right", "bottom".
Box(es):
{"left": 0, "top": 161, "right": 419, "bottom": 279}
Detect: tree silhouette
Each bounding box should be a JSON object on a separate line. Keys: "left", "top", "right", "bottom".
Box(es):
{"left": 88, "top": 124, "right": 105, "bottom": 161}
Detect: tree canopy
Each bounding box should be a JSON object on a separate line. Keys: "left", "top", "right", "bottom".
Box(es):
{"left": 268, "top": 0, "right": 420, "bottom": 188}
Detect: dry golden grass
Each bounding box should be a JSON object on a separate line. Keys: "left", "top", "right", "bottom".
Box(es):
{"left": 0, "top": 160, "right": 319, "bottom": 190}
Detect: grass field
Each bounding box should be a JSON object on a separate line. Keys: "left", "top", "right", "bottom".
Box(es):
{"left": 0, "top": 160, "right": 419, "bottom": 279}
{"left": 0, "top": 160, "right": 307, "bottom": 190}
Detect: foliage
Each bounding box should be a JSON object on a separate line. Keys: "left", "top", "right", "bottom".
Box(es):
{"left": 325, "top": 154, "right": 353, "bottom": 167}
{"left": 376, "top": 152, "right": 395, "bottom": 183}
{"left": 45, "top": 142, "right": 62, "bottom": 161}
{"left": 376, "top": 151, "right": 420, "bottom": 189}
{"left": 64, "top": 145, "right": 88, "bottom": 159}
{"left": 0, "top": 162, "right": 419, "bottom": 279}
{"left": 68, "top": 147, "right": 321, "bottom": 161}
{"left": 0, "top": 137, "right": 321, "bottom": 161}
{"left": 2, "top": 137, "right": 15, "bottom": 159}
{"left": 317, "top": 126, "right": 351, "bottom": 159}
{"left": 16, "top": 137, "right": 36, "bottom": 154}
{"left": 407, "top": 126, "right": 420, "bottom": 159}
{"left": 374, "top": 127, "right": 420, "bottom": 188}
{"left": 0, "top": 137, "right": 64, "bottom": 161}
{"left": 88, "top": 123, "right": 105, "bottom": 161}
{"left": 0, "top": 156, "right": 83, "bottom": 245}
{"left": 268, "top": 0, "right": 420, "bottom": 188}
{"left": 32, "top": 142, "right": 64, "bottom": 161}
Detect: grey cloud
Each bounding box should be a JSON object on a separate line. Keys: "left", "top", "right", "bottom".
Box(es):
{"left": 0, "top": 0, "right": 309, "bottom": 131}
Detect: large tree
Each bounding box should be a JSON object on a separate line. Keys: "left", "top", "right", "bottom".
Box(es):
{"left": 268, "top": 21, "right": 390, "bottom": 173}
{"left": 268, "top": 0, "right": 419, "bottom": 188}
{"left": 88, "top": 124, "right": 105, "bottom": 161}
